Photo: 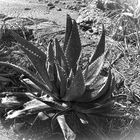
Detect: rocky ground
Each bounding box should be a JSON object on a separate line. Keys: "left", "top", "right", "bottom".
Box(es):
{"left": 0, "top": 0, "right": 140, "bottom": 140}
{"left": 0, "top": 0, "right": 95, "bottom": 46}
{"left": 0, "top": 0, "right": 87, "bottom": 31}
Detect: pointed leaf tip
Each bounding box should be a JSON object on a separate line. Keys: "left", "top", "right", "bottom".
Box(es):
{"left": 65, "top": 19, "right": 82, "bottom": 73}
{"left": 77, "top": 69, "right": 112, "bottom": 102}
{"left": 64, "top": 14, "right": 73, "bottom": 52}
{"left": 84, "top": 52, "right": 106, "bottom": 86}
{"left": 47, "top": 41, "right": 55, "bottom": 65}
{"left": 54, "top": 38, "right": 69, "bottom": 75}
{"left": 54, "top": 38, "right": 61, "bottom": 64}
{"left": 90, "top": 24, "right": 105, "bottom": 63}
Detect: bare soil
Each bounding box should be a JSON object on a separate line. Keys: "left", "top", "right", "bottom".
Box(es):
{"left": 0, "top": 0, "right": 79, "bottom": 28}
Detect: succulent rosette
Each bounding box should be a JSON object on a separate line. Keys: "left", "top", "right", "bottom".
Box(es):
{"left": 0, "top": 15, "right": 116, "bottom": 140}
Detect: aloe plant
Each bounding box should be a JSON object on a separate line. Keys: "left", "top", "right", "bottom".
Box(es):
{"left": 0, "top": 15, "right": 116, "bottom": 140}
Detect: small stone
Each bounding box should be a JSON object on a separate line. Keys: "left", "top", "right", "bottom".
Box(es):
{"left": 56, "top": 7, "right": 62, "bottom": 11}
{"left": 38, "top": 112, "right": 49, "bottom": 120}
{"left": 76, "top": 15, "right": 83, "bottom": 23}
{"left": 24, "top": 7, "right": 31, "bottom": 10}
{"left": 80, "top": 4, "right": 87, "bottom": 7}
{"left": 88, "top": 29, "right": 93, "bottom": 33}
{"left": 77, "top": 1, "right": 81, "bottom": 4}
{"left": 47, "top": 2, "right": 54, "bottom": 7}
{"left": 48, "top": 5, "right": 55, "bottom": 10}
{"left": 70, "top": 5, "right": 78, "bottom": 10}
{"left": 54, "top": 0, "right": 59, "bottom": 4}
{"left": 47, "top": 2, "right": 55, "bottom": 10}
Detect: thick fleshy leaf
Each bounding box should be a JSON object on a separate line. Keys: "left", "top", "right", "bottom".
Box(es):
{"left": 90, "top": 24, "right": 105, "bottom": 63}
{"left": 54, "top": 38, "right": 62, "bottom": 65}
{"left": 6, "top": 95, "right": 63, "bottom": 120}
{"left": 77, "top": 101, "right": 113, "bottom": 114}
{"left": 65, "top": 20, "right": 81, "bottom": 73}
{"left": 47, "top": 41, "right": 55, "bottom": 81}
{"left": 93, "top": 75, "right": 115, "bottom": 104}
{"left": 66, "top": 69, "right": 74, "bottom": 89}
{"left": 63, "top": 14, "right": 73, "bottom": 52}
{"left": 51, "top": 109, "right": 71, "bottom": 131}
{"left": 77, "top": 70, "right": 112, "bottom": 102}
{"left": 87, "top": 70, "right": 112, "bottom": 101}
{"left": 65, "top": 112, "right": 86, "bottom": 135}
{"left": 50, "top": 63, "right": 61, "bottom": 98}
{"left": 32, "top": 95, "right": 69, "bottom": 111}
{"left": 89, "top": 75, "right": 107, "bottom": 90}
{"left": 6, "top": 98, "right": 52, "bottom": 119}
{"left": 55, "top": 62, "right": 67, "bottom": 98}
{"left": 54, "top": 38, "right": 69, "bottom": 75}
{"left": 9, "top": 30, "right": 52, "bottom": 90}
{"left": 22, "top": 78, "right": 41, "bottom": 92}
{"left": 0, "top": 62, "right": 56, "bottom": 98}
{"left": 47, "top": 41, "right": 54, "bottom": 65}
{"left": 57, "top": 115, "right": 76, "bottom": 140}
{"left": 63, "top": 67, "right": 85, "bottom": 101}
{"left": 0, "top": 26, "right": 3, "bottom": 40}
{"left": 84, "top": 52, "right": 106, "bottom": 86}
{"left": 47, "top": 64, "right": 55, "bottom": 82}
